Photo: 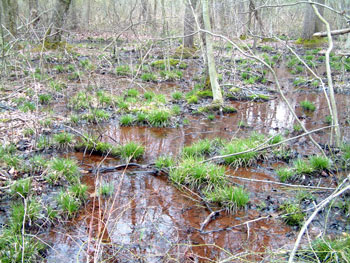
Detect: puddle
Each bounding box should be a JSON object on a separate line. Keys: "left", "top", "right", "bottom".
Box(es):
{"left": 38, "top": 57, "right": 350, "bottom": 262}
{"left": 46, "top": 157, "right": 294, "bottom": 262}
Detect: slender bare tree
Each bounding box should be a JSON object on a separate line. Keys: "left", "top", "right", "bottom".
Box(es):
{"left": 202, "top": 0, "right": 223, "bottom": 104}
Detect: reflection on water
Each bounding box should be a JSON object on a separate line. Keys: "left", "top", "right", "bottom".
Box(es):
{"left": 45, "top": 77, "right": 350, "bottom": 262}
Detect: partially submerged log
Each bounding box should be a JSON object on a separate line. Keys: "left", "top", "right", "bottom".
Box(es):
{"left": 313, "top": 27, "right": 350, "bottom": 37}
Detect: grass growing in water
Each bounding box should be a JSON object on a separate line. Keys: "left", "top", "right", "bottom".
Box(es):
{"left": 53, "top": 132, "right": 74, "bottom": 148}
{"left": 47, "top": 158, "right": 80, "bottom": 184}
{"left": 57, "top": 191, "right": 81, "bottom": 218}
{"left": 169, "top": 158, "right": 225, "bottom": 191}
{"left": 182, "top": 139, "right": 212, "bottom": 158}
{"left": 204, "top": 186, "right": 249, "bottom": 212}
{"left": 220, "top": 133, "right": 265, "bottom": 166}
{"left": 99, "top": 183, "right": 114, "bottom": 196}
{"left": 155, "top": 155, "right": 174, "bottom": 169}
{"left": 120, "top": 142, "right": 145, "bottom": 160}
{"left": 300, "top": 100, "right": 316, "bottom": 112}
{"left": 147, "top": 110, "right": 171, "bottom": 127}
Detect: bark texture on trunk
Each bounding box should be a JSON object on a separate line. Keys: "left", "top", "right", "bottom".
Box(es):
{"left": 48, "top": 0, "right": 72, "bottom": 42}
{"left": 1, "top": 0, "right": 18, "bottom": 36}
{"left": 184, "top": 0, "right": 198, "bottom": 48}
{"left": 302, "top": 0, "right": 325, "bottom": 39}
{"left": 201, "top": 0, "right": 223, "bottom": 104}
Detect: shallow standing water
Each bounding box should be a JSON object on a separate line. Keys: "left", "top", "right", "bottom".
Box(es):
{"left": 44, "top": 65, "right": 350, "bottom": 262}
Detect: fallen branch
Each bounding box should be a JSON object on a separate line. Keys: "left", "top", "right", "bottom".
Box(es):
{"left": 313, "top": 27, "right": 350, "bottom": 37}
{"left": 199, "top": 215, "right": 271, "bottom": 234}
{"left": 200, "top": 209, "right": 225, "bottom": 231}
{"left": 89, "top": 163, "right": 147, "bottom": 173}
{"left": 225, "top": 175, "right": 335, "bottom": 191}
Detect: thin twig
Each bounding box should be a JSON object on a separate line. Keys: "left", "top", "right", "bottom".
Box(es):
{"left": 288, "top": 177, "right": 350, "bottom": 263}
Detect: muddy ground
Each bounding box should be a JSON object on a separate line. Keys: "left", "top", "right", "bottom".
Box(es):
{"left": 0, "top": 34, "right": 350, "bottom": 262}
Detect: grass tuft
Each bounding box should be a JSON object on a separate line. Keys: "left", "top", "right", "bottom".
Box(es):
{"left": 204, "top": 186, "right": 249, "bottom": 211}
{"left": 120, "top": 142, "right": 145, "bottom": 160}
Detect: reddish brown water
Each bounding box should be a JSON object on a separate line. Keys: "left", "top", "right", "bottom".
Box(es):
{"left": 44, "top": 65, "right": 350, "bottom": 262}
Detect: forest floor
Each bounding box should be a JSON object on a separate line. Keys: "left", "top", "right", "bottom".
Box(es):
{"left": 0, "top": 33, "right": 350, "bottom": 262}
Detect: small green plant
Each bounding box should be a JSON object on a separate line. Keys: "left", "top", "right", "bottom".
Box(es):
{"left": 144, "top": 91, "right": 155, "bottom": 101}
{"left": 47, "top": 158, "right": 80, "bottom": 184}
{"left": 136, "top": 112, "right": 147, "bottom": 123}
{"left": 187, "top": 95, "right": 198, "bottom": 104}
{"left": 127, "top": 88, "right": 139, "bottom": 97}
{"left": 54, "top": 64, "right": 65, "bottom": 73}
{"left": 276, "top": 167, "right": 294, "bottom": 182}
{"left": 293, "top": 124, "right": 302, "bottom": 132}
{"left": 53, "top": 132, "right": 74, "bottom": 147}
{"left": 300, "top": 100, "right": 316, "bottom": 112}
{"left": 220, "top": 133, "right": 265, "bottom": 166}
{"left": 311, "top": 236, "right": 350, "bottom": 262}
{"left": 57, "top": 191, "right": 80, "bottom": 218}
{"left": 120, "top": 142, "right": 145, "bottom": 160}
{"left": 147, "top": 110, "right": 171, "bottom": 127}
{"left": 83, "top": 109, "right": 111, "bottom": 123}
{"left": 36, "top": 135, "right": 52, "bottom": 150}
{"left": 172, "top": 91, "right": 183, "bottom": 100}
{"left": 10, "top": 178, "right": 31, "bottom": 197}
{"left": 49, "top": 80, "right": 65, "bottom": 91}
{"left": 99, "top": 183, "right": 114, "bottom": 196}
{"left": 182, "top": 139, "right": 212, "bottom": 158}
{"left": 309, "top": 155, "right": 330, "bottom": 170}
{"left": 160, "top": 70, "right": 183, "bottom": 80}
{"left": 115, "top": 65, "right": 131, "bottom": 76}
{"left": 294, "top": 159, "right": 314, "bottom": 174}
{"left": 270, "top": 134, "right": 283, "bottom": 144}
{"left": 280, "top": 202, "right": 305, "bottom": 226}
{"left": 208, "top": 114, "right": 215, "bottom": 121}
{"left": 69, "top": 183, "right": 88, "bottom": 200}
{"left": 261, "top": 45, "right": 273, "bottom": 52}
{"left": 120, "top": 114, "right": 135, "bottom": 126}
{"left": 19, "top": 101, "right": 35, "bottom": 112}
{"left": 38, "top": 93, "right": 52, "bottom": 104}
{"left": 204, "top": 186, "right": 249, "bottom": 211}
{"left": 169, "top": 158, "right": 225, "bottom": 190}
{"left": 324, "top": 115, "right": 332, "bottom": 124}
{"left": 171, "top": 105, "right": 181, "bottom": 115}
{"left": 141, "top": 73, "right": 157, "bottom": 82}
{"left": 155, "top": 155, "right": 174, "bottom": 169}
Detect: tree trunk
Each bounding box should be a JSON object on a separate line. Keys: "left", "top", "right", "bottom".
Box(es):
{"left": 161, "top": 0, "right": 166, "bottom": 35}
{"left": 48, "top": 0, "right": 72, "bottom": 42}
{"left": 315, "top": 0, "right": 325, "bottom": 32}
{"left": 29, "top": 0, "right": 39, "bottom": 25}
{"left": 201, "top": 0, "right": 223, "bottom": 104}
{"left": 1, "top": 0, "right": 18, "bottom": 37}
{"left": 85, "top": 0, "right": 90, "bottom": 30}
{"left": 70, "top": 0, "right": 78, "bottom": 30}
{"left": 302, "top": 0, "right": 324, "bottom": 39}
{"left": 184, "top": 0, "right": 198, "bottom": 48}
